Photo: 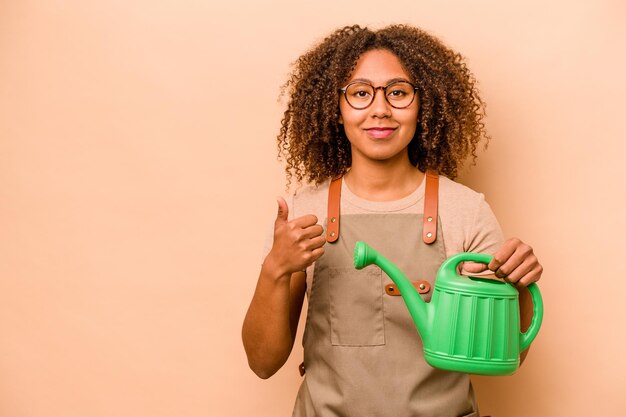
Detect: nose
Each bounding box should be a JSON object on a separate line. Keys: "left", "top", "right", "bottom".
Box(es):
{"left": 370, "top": 87, "right": 392, "bottom": 117}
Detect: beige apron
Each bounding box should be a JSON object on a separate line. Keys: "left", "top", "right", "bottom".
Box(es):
{"left": 293, "top": 172, "right": 478, "bottom": 417}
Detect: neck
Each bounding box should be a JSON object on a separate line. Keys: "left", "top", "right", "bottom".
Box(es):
{"left": 344, "top": 155, "right": 424, "bottom": 202}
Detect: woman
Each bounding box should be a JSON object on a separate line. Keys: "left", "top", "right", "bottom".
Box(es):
{"left": 242, "top": 24, "right": 542, "bottom": 417}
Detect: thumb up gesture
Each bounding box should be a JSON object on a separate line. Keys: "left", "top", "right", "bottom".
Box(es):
{"left": 266, "top": 197, "right": 326, "bottom": 276}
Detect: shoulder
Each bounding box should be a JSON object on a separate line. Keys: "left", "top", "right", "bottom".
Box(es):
{"left": 437, "top": 175, "right": 487, "bottom": 214}
{"left": 437, "top": 175, "right": 486, "bottom": 226}
{"left": 436, "top": 175, "right": 503, "bottom": 254}
{"left": 438, "top": 175, "right": 484, "bottom": 201}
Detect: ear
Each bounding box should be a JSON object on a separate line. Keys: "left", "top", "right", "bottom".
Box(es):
{"left": 338, "top": 114, "right": 343, "bottom": 125}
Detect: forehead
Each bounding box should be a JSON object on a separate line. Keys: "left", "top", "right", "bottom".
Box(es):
{"left": 348, "top": 49, "right": 411, "bottom": 84}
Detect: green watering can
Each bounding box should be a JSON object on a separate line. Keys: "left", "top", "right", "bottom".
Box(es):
{"left": 354, "top": 241, "right": 543, "bottom": 376}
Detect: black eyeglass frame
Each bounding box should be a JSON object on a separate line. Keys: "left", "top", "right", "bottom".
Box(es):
{"left": 339, "top": 80, "right": 418, "bottom": 110}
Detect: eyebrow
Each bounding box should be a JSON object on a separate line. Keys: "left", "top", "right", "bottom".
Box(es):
{"left": 350, "top": 77, "right": 412, "bottom": 84}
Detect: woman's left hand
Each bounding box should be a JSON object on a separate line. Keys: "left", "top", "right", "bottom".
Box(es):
{"left": 463, "top": 238, "right": 543, "bottom": 287}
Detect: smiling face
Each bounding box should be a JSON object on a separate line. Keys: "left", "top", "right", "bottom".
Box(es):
{"left": 339, "top": 49, "right": 419, "bottom": 167}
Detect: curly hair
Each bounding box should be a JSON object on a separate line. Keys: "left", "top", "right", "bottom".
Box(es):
{"left": 278, "top": 24, "right": 489, "bottom": 186}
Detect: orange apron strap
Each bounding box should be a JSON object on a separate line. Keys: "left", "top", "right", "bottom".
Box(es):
{"left": 327, "top": 171, "right": 438, "bottom": 244}
{"left": 385, "top": 280, "right": 431, "bottom": 296}
{"left": 422, "top": 169, "right": 439, "bottom": 244}
{"left": 326, "top": 176, "right": 342, "bottom": 243}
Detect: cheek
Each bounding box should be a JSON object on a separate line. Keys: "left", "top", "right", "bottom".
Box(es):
{"left": 340, "top": 93, "right": 374, "bottom": 122}
{"left": 338, "top": 101, "right": 351, "bottom": 126}
{"left": 338, "top": 108, "right": 361, "bottom": 130}
{"left": 403, "top": 106, "right": 419, "bottom": 131}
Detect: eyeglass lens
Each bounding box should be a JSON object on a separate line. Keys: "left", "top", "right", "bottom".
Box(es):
{"left": 344, "top": 81, "right": 415, "bottom": 109}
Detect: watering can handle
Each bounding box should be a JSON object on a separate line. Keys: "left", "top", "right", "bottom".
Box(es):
{"left": 439, "top": 252, "right": 493, "bottom": 278}
{"left": 440, "top": 252, "right": 543, "bottom": 351}
{"left": 520, "top": 283, "right": 543, "bottom": 351}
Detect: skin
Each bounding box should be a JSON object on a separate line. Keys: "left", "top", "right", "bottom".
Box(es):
{"left": 339, "top": 49, "right": 425, "bottom": 201}
{"left": 242, "top": 49, "right": 542, "bottom": 378}
{"left": 241, "top": 198, "right": 322, "bottom": 379}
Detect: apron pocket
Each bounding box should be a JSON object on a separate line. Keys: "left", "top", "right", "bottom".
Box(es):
{"left": 329, "top": 267, "right": 385, "bottom": 346}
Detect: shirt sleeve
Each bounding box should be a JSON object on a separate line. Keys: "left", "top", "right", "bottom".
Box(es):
{"left": 460, "top": 194, "right": 504, "bottom": 275}
{"left": 466, "top": 194, "right": 504, "bottom": 254}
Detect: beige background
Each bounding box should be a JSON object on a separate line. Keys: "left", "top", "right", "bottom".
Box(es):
{"left": 1, "top": 0, "right": 625, "bottom": 416}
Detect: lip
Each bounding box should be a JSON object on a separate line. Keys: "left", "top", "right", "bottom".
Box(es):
{"left": 365, "top": 127, "right": 397, "bottom": 139}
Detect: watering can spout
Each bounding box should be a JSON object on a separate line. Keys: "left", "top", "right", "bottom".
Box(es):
{"left": 354, "top": 241, "right": 430, "bottom": 337}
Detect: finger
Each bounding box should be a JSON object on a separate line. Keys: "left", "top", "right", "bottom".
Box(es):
{"left": 292, "top": 214, "right": 319, "bottom": 228}
{"left": 297, "top": 247, "right": 324, "bottom": 270}
{"left": 304, "top": 234, "right": 327, "bottom": 250}
{"left": 301, "top": 224, "right": 325, "bottom": 239}
{"left": 308, "top": 246, "right": 326, "bottom": 264}
{"left": 462, "top": 261, "right": 488, "bottom": 274}
{"left": 488, "top": 238, "right": 519, "bottom": 272}
{"left": 275, "top": 197, "right": 289, "bottom": 225}
{"left": 493, "top": 244, "right": 533, "bottom": 279}
{"left": 503, "top": 256, "right": 537, "bottom": 284}
{"left": 516, "top": 265, "right": 543, "bottom": 287}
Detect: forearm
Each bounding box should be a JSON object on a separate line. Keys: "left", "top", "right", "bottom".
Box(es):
{"left": 518, "top": 285, "right": 533, "bottom": 365}
{"left": 242, "top": 259, "right": 304, "bottom": 379}
{"left": 243, "top": 201, "right": 323, "bottom": 378}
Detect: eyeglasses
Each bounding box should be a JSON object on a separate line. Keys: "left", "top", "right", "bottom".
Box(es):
{"left": 339, "top": 80, "right": 418, "bottom": 110}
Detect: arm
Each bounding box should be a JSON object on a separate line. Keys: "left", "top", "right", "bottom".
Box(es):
{"left": 242, "top": 198, "right": 325, "bottom": 379}
{"left": 461, "top": 197, "right": 543, "bottom": 365}
{"left": 242, "top": 268, "right": 306, "bottom": 379}
{"left": 465, "top": 237, "right": 543, "bottom": 365}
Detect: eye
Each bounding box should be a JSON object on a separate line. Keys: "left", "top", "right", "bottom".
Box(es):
{"left": 350, "top": 88, "right": 372, "bottom": 98}
{"left": 386, "top": 82, "right": 414, "bottom": 101}
{"left": 387, "top": 89, "right": 407, "bottom": 97}
{"left": 345, "top": 83, "right": 374, "bottom": 100}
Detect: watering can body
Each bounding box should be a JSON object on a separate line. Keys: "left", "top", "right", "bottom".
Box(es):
{"left": 354, "top": 241, "right": 543, "bottom": 376}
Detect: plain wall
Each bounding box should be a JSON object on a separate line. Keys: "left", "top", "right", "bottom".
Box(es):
{"left": 1, "top": 0, "right": 625, "bottom": 415}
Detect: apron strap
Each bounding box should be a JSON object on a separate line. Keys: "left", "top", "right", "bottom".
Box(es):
{"left": 326, "top": 176, "right": 342, "bottom": 243}
{"left": 326, "top": 170, "right": 439, "bottom": 244}
{"left": 422, "top": 170, "right": 439, "bottom": 245}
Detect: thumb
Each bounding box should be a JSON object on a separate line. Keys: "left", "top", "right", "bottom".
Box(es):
{"left": 275, "top": 197, "right": 289, "bottom": 224}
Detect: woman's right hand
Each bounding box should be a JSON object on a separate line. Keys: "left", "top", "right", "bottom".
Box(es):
{"left": 265, "top": 197, "right": 326, "bottom": 277}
